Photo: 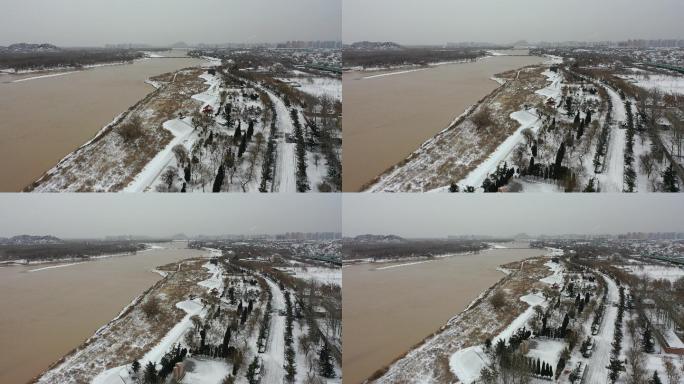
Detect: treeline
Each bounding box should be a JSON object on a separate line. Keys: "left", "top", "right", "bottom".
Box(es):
{"left": 0, "top": 49, "right": 144, "bottom": 71}
{"left": 0, "top": 241, "right": 146, "bottom": 262}
{"left": 343, "top": 48, "right": 484, "bottom": 68}
{"left": 342, "top": 240, "right": 487, "bottom": 260}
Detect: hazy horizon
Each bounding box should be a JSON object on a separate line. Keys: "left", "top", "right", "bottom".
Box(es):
{"left": 343, "top": 0, "right": 684, "bottom": 45}
{"left": 0, "top": 0, "right": 341, "bottom": 47}
{"left": 0, "top": 195, "right": 341, "bottom": 238}
{"left": 343, "top": 195, "right": 684, "bottom": 238}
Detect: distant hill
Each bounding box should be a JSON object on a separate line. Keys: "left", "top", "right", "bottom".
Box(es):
{"left": 0, "top": 235, "right": 63, "bottom": 245}
{"left": 348, "top": 41, "right": 403, "bottom": 51}
{"left": 352, "top": 234, "right": 406, "bottom": 243}
{"left": 0, "top": 43, "right": 61, "bottom": 54}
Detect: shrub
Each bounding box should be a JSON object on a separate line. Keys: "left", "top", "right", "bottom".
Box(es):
{"left": 141, "top": 295, "right": 160, "bottom": 319}
{"left": 118, "top": 116, "right": 144, "bottom": 143}
{"left": 489, "top": 290, "right": 506, "bottom": 309}
{"left": 471, "top": 107, "right": 493, "bottom": 129}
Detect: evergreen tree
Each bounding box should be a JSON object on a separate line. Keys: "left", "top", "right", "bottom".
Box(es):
{"left": 222, "top": 326, "right": 232, "bottom": 352}
{"left": 643, "top": 326, "right": 654, "bottom": 353}
{"left": 212, "top": 164, "right": 225, "bottom": 192}
{"left": 662, "top": 163, "right": 680, "bottom": 192}
{"left": 184, "top": 164, "right": 191, "bottom": 183}
{"left": 528, "top": 156, "right": 536, "bottom": 176}
{"left": 583, "top": 177, "right": 597, "bottom": 192}
{"left": 577, "top": 119, "right": 585, "bottom": 139}
{"left": 650, "top": 370, "right": 662, "bottom": 384}
{"left": 233, "top": 123, "right": 242, "bottom": 145}
{"left": 449, "top": 182, "right": 459, "bottom": 193}
{"left": 144, "top": 361, "right": 157, "bottom": 384}
{"left": 131, "top": 360, "right": 141, "bottom": 375}
{"left": 246, "top": 357, "right": 259, "bottom": 384}
{"left": 181, "top": 182, "right": 186, "bottom": 193}
{"left": 607, "top": 356, "right": 624, "bottom": 383}
{"left": 586, "top": 109, "right": 592, "bottom": 124}
{"left": 319, "top": 342, "right": 335, "bottom": 378}
{"left": 574, "top": 111, "right": 581, "bottom": 128}
{"left": 238, "top": 134, "right": 247, "bottom": 158}
{"left": 554, "top": 142, "right": 566, "bottom": 178}
{"left": 246, "top": 120, "right": 254, "bottom": 141}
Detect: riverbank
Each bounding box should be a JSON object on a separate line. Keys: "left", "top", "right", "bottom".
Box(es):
{"left": 0, "top": 54, "right": 205, "bottom": 191}
{"left": 343, "top": 55, "right": 547, "bottom": 191}
{"left": 32, "top": 255, "right": 215, "bottom": 383}
{"left": 371, "top": 249, "right": 564, "bottom": 383}
{"left": 343, "top": 246, "right": 550, "bottom": 384}
{"left": 363, "top": 60, "right": 554, "bottom": 192}
{"left": 25, "top": 64, "right": 212, "bottom": 192}
{"left": 0, "top": 242, "right": 207, "bottom": 384}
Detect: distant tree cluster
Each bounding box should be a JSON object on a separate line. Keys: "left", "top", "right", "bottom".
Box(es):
{"left": 0, "top": 48, "right": 144, "bottom": 71}
{"left": 343, "top": 48, "right": 484, "bottom": 68}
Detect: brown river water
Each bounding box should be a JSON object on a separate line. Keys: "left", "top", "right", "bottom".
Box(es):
{"left": 0, "top": 52, "right": 203, "bottom": 191}
{"left": 342, "top": 244, "right": 547, "bottom": 383}
{"left": 342, "top": 55, "right": 546, "bottom": 191}
{"left": 0, "top": 241, "right": 207, "bottom": 384}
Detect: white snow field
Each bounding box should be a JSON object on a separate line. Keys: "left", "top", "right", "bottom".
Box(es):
{"left": 620, "top": 73, "right": 684, "bottom": 95}
{"left": 619, "top": 264, "right": 684, "bottom": 283}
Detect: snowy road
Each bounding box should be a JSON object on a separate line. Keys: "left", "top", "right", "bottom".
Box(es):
{"left": 583, "top": 273, "right": 619, "bottom": 384}
{"left": 595, "top": 85, "right": 627, "bottom": 192}
{"left": 262, "top": 277, "right": 286, "bottom": 383}
{"left": 265, "top": 89, "right": 297, "bottom": 193}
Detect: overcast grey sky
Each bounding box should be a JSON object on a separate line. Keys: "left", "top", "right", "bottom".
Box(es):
{"left": 343, "top": 0, "right": 684, "bottom": 45}
{"left": 0, "top": 195, "right": 341, "bottom": 238}
{"left": 343, "top": 195, "right": 684, "bottom": 238}
{"left": 0, "top": 0, "right": 341, "bottom": 46}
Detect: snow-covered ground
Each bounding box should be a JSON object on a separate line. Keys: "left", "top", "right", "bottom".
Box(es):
{"left": 124, "top": 117, "right": 197, "bottom": 192}
{"left": 618, "top": 73, "right": 684, "bottom": 95}
{"left": 278, "top": 76, "right": 341, "bottom": 101}
{"left": 449, "top": 292, "right": 548, "bottom": 383}
{"left": 448, "top": 260, "right": 564, "bottom": 383}
{"left": 92, "top": 299, "right": 206, "bottom": 384}
{"left": 91, "top": 262, "right": 220, "bottom": 384}
{"left": 280, "top": 266, "right": 341, "bottom": 286}
{"left": 458, "top": 109, "right": 542, "bottom": 189}
{"left": 619, "top": 264, "right": 684, "bottom": 283}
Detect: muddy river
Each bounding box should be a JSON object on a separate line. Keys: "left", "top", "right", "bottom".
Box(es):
{"left": 342, "top": 244, "right": 547, "bottom": 383}
{"left": 0, "top": 241, "right": 207, "bottom": 384}
{"left": 0, "top": 51, "right": 204, "bottom": 191}
{"left": 343, "top": 55, "right": 546, "bottom": 191}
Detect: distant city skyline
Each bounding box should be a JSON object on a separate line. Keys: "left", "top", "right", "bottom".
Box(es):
{"left": 343, "top": 195, "right": 684, "bottom": 238}
{"left": 343, "top": 0, "right": 684, "bottom": 45}
{"left": 0, "top": 0, "right": 341, "bottom": 46}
